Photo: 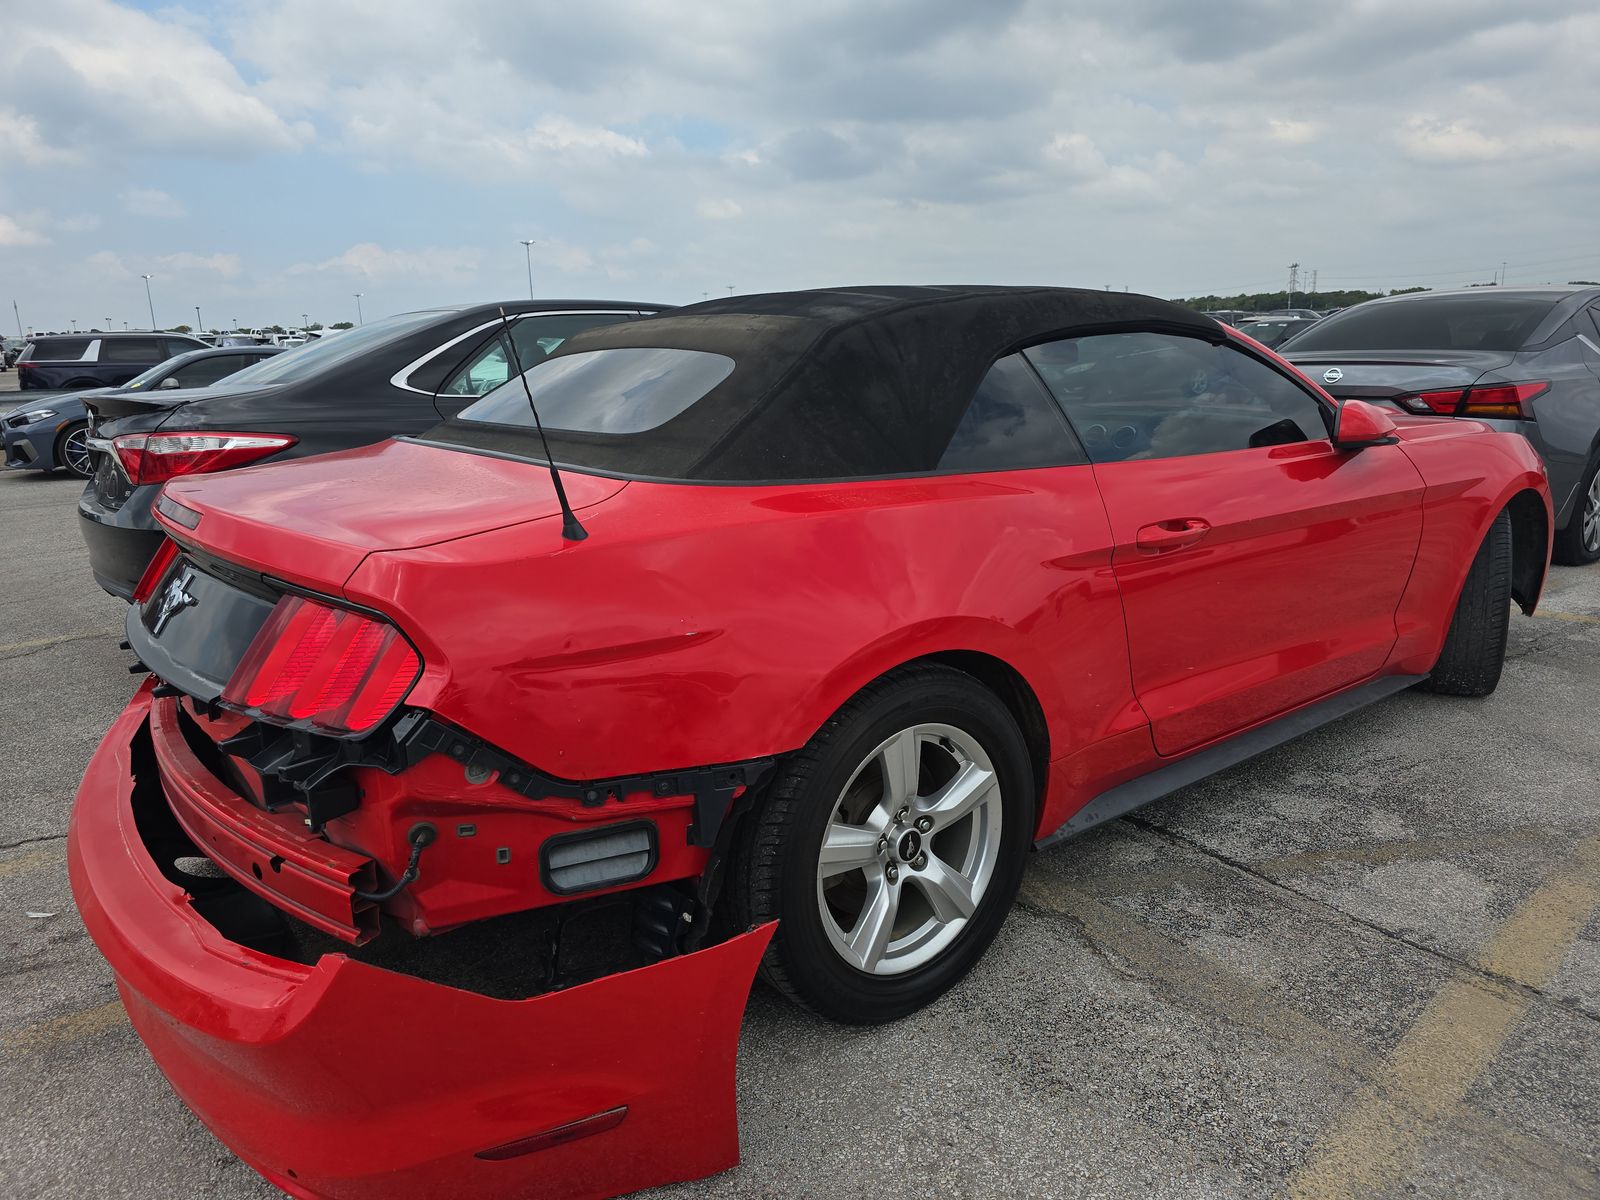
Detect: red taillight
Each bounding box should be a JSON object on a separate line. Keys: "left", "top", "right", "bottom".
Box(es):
{"left": 1397, "top": 381, "right": 1549, "bottom": 420}
{"left": 1460, "top": 381, "right": 1549, "bottom": 419}
{"left": 221, "top": 595, "right": 421, "bottom": 736}
{"left": 1406, "top": 389, "right": 1467, "bottom": 416}
{"left": 132, "top": 537, "right": 180, "bottom": 604}
{"left": 112, "top": 431, "right": 296, "bottom": 486}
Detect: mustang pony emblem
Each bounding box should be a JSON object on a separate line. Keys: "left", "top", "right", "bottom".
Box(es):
{"left": 150, "top": 568, "right": 198, "bottom": 635}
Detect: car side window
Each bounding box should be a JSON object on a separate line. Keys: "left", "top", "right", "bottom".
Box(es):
{"left": 170, "top": 356, "right": 244, "bottom": 388}
{"left": 101, "top": 337, "right": 165, "bottom": 364}
{"left": 1023, "top": 333, "right": 1329, "bottom": 464}
{"left": 428, "top": 312, "right": 638, "bottom": 397}
{"left": 937, "top": 353, "right": 1086, "bottom": 473}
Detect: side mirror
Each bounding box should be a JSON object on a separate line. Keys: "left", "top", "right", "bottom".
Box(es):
{"left": 158, "top": 376, "right": 182, "bottom": 390}
{"left": 1332, "top": 399, "right": 1398, "bottom": 449}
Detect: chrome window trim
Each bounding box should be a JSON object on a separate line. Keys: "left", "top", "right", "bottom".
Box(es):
{"left": 387, "top": 310, "right": 654, "bottom": 395}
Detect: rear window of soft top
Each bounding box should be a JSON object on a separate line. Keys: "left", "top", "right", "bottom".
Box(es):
{"left": 456, "top": 347, "right": 735, "bottom": 435}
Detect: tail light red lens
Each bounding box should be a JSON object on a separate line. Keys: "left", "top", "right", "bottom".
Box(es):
{"left": 1459, "top": 381, "right": 1549, "bottom": 419}
{"left": 221, "top": 595, "right": 422, "bottom": 736}
{"left": 132, "top": 537, "right": 180, "bottom": 604}
{"left": 1397, "top": 381, "right": 1549, "bottom": 419}
{"left": 1403, "top": 389, "right": 1467, "bottom": 416}
{"left": 112, "top": 431, "right": 296, "bottom": 486}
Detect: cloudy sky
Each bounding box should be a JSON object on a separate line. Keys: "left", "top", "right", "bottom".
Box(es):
{"left": 2, "top": 0, "right": 1597, "bottom": 332}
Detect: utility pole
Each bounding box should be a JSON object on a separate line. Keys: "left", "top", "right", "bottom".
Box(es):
{"left": 1308, "top": 269, "right": 1317, "bottom": 297}
{"left": 1286, "top": 263, "right": 1300, "bottom": 307}
{"left": 1500, "top": 260, "right": 1508, "bottom": 286}
{"left": 354, "top": 293, "right": 364, "bottom": 325}
{"left": 141, "top": 274, "right": 156, "bottom": 329}
{"left": 519, "top": 240, "right": 536, "bottom": 299}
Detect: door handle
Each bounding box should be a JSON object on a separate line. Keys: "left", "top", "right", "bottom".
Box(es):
{"left": 1135, "top": 518, "right": 1211, "bottom": 554}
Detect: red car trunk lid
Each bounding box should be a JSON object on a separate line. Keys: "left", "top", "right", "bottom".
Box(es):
{"left": 156, "top": 438, "right": 627, "bottom": 589}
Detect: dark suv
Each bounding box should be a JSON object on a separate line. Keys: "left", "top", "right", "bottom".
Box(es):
{"left": 16, "top": 332, "right": 208, "bottom": 391}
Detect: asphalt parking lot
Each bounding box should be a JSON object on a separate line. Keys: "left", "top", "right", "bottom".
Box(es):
{"left": 1, "top": 456, "right": 1596, "bottom": 1199}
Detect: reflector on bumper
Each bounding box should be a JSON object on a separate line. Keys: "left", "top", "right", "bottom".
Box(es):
{"left": 71, "top": 683, "right": 777, "bottom": 1200}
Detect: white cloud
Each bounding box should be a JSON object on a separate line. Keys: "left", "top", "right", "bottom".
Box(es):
{"left": 1043, "top": 132, "right": 1108, "bottom": 179}
{"left": 0, "top": 215, "right": 49, "bottom": 247}
{"left": 287, "top": 242, "right": 482, "bottom": 280}
{"left": 527, "top": 116, "right": 647, "bottom": 158}
{"left": 0, "top": 0, "right": 307, "bottom": 157}
{"left": 1266, "top": 119, "right": 1318, "bottom": 145}
{"left": 0, "top": 108, "right": 79, "bottom": 166}
{"left": 122, "top": 188, "right": 188, "bottom": 219}
{"left": 1396, "top": 117, "right": 1508, "bottom": 163}
{"left": 696, "top": 198, "right": 743, "bottom": 219}
{"left": 88, "top": 249, "right": 243, "bottom": 278}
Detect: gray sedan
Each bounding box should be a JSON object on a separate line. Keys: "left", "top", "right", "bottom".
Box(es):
{"left": 1286, "top": 286, "right": 1600, "bottom": 564}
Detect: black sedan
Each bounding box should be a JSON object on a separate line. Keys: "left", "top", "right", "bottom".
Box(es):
{"left": 5, "top": 345, "right": 282, "bottom": 478}
{"left": 79, "top": 299, "right": 665, "bottom": 598}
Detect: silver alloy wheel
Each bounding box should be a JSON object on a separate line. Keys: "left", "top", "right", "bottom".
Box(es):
{"left": 815, "top": 722, "right": 1003, "bottom": 976}
{"left": 1584, "top": 470, "right": 1600, "bottom": 554}
{"left": 61, "top": 426, "right": 93, "bottom": 478}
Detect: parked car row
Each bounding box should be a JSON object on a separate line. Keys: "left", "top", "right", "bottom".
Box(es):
{"left": 55, "top": 284, "right": 1561, "bottom": 1198}
{"left": 4, "top": 344, "right": 282, "bottom": 477}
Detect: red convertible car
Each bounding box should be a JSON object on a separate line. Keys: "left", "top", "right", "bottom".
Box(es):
{"left": 71, "top": 287, "right": 1550, "bottom": 1198}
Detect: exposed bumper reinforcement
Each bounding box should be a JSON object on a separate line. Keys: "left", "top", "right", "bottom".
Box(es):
{"left": 70, "top": 682, "right": 777, "bottom": 1200}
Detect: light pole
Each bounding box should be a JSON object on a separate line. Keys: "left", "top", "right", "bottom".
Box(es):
{"left": 141, "top": 274, "right": 156, "bottom": 329}
{"left": 70, "top": 318, "right": 77, "bottom": 332}
{"left": 726, "top": 286, "right": 733, "bottom": 296}
{"left": 519, "top": 240, "right": 536, "bottom": 299}
{"left": 301, "top": 312, "right": 309, "bottom": 329}
{"left": 354, "top": 293, "right": 364, "bottom": 325}
{"left": 12, "top": 300, "right": 22, "bottom": 339}
{"left": 195, "top": 305, "right": 203, "bottom": 333}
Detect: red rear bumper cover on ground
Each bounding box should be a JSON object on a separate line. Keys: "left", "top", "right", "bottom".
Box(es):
{"left": 68, "top": 683, "right": 774, "bottom": 1200}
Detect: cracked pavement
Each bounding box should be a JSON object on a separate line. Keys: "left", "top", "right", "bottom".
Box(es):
{"left": 0, "top": 464, "right": 1596, "bottom": 1199}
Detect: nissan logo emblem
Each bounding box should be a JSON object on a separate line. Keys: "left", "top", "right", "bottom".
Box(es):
{"left": 1322, "top": 367, "right": 1344, "bottom": 384}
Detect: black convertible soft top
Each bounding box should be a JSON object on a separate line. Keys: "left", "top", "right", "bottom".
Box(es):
{"left": 435, "top": 285, "right": 1222, "bottom": 482}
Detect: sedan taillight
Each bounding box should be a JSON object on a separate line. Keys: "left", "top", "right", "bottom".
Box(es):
{"left": 112, "top": 431, "right": 296, "bottom": 485}
{"left": 1395, "top": 381, "right": 1549, "bottom": 420}
{"left": 221, "top": 594, "right": 422, "bottom": 736}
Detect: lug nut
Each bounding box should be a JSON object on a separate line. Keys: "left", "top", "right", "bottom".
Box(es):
{"left": 876, "top": 836, "right": 889, "bottom": 854}
{"left": 894, "top": 807, "right": 909, "bottom": 824}
{"left": 915, "top": 816, "right": 933, "bottom": 834}
{"left": 912, "top": 853, "right": 928, "bottom": 870}
{"left": 886, "top": 864, "right": 900, "bottom": 883}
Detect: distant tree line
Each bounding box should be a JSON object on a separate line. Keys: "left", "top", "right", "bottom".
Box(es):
{"left": 1171, "top": 286, "right": 1429, "bottom": 314}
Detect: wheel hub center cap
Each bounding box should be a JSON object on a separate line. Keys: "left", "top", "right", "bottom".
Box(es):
{"left": 896, "top": 829, "right": 922, "bottom": 862}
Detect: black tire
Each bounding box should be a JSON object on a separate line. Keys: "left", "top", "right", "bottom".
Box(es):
{"left": 729, "top": 663, "right": 1034, "bottom": 1024}
{"left": 1424, "top": 508, "right": 1513, "bottom": 696}
{"left": 1551, "top": 454, "right": 1600, "bottom": 566}
{"left": 54, "top": 421, "right": 92, "bottom": 479}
